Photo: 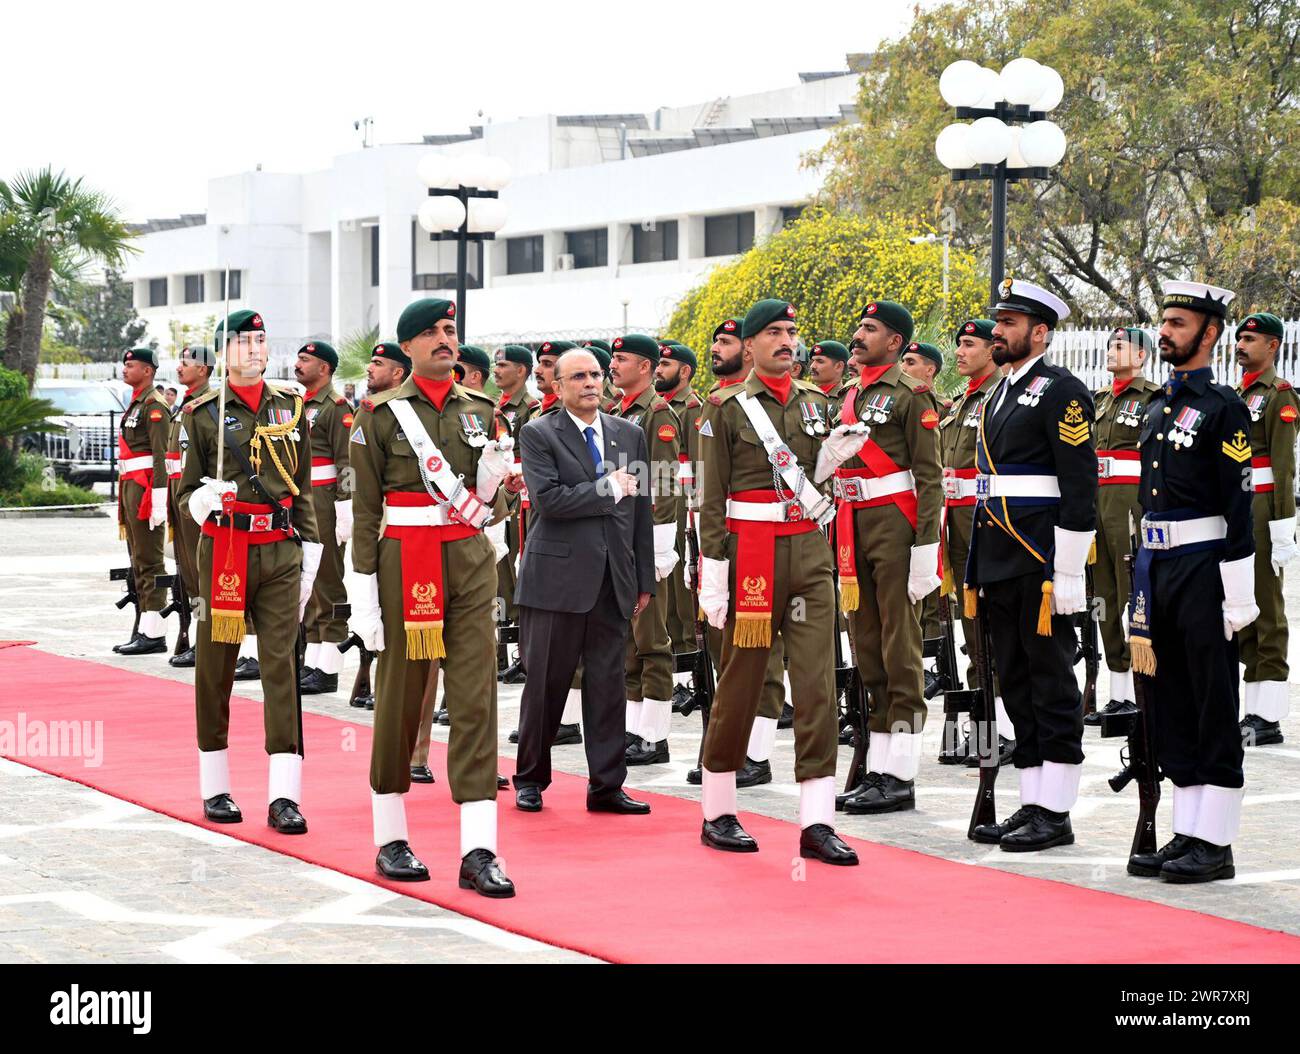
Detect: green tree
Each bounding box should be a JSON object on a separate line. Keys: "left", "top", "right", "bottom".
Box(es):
{"left": 662, "top": 209, "right": 986, "bottom": 395}
{"left": 0, "top": 167, "right": 136, "bottom": 386}
{"left": 55, "top": 270, "right": 146, "bottom": 361}
{"left": 336, "top": 324, "right": 381, "bottom": 381}
{"left": 809, "top": 0, "right": 1300, "bottom": 320}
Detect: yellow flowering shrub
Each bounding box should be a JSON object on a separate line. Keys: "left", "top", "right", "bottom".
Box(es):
{"left": 663, "top": 208, "right": 986, "bottom": 396}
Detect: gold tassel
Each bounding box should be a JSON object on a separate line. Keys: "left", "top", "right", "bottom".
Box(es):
{"left": 406, "top": 624, "right": 446, "bottom": 661}
{"left": 839, "top": 578, "right": 860, "bottom": 613}
{"left": 167, "top": 523, "right": 174, "bottom": 544}
{"left": 940, "top": 560, "right": 954, "bottom": 598}
{"left": 964, "top": 585, "right": 978, "bottom": 619}
{"left": 1130, "top": 637, "right": 1157, "bottom": 676}
{"left": 1087, "top": 538, "right": 1097, "bottom": 566}
{"left": 732, "top": 614, "right": 771, "bottom": 649}
{"left": 1037, "top": 581, "right": 1054, "bottom": 636}
{"left": 119, "top": 523, "right": 128, "bottom": 541}
{"left": 210, "top": 612, "right": 246, "bottom": 645}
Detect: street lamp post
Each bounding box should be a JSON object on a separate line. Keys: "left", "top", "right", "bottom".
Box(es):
{"left": 417, "top": 154, "right": 512, "bottom": 342}
{"left": 934, "top": 58, "right": 1067, "bottom": 305}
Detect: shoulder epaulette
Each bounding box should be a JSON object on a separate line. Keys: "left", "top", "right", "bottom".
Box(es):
{"left": 1278, "top": 381, "right": 1292, "bottom": 392}
{"left": 360, "top": 388, "right": 401, "bottom": 413}
{"left": 527, "top": 398, "right": 542, "bottom": 410}
{"left": 653, "top": 399, "right": 671, "bottom": 412}
{"left": 462, "top": 387, "right": 496, "bottom": 406}
{"left": 603, "top": 399, "right": 620, "bottom": 413}
{"left": 686, "top": 394, "right": 702, "bottom": 409}
{"left": 707, "top": 393, "right": 723, "bottom": 406}
{"left": 334, "top": 395, "right": 348, "bottom": 406}
{"left": 185, "top": 388, "right": 219, "bottom": 413}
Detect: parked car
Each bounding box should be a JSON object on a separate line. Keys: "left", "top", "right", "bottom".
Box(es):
{"left": 25, "top": 380, "right": 128, "bottom": 486}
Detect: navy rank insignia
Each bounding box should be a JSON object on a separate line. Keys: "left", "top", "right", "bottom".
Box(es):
{"left": 1222, "top": 429, "right": 1252, "bottom": 463}
{"left": 1058, "top": 400, "right": 1089, "bottom": 446}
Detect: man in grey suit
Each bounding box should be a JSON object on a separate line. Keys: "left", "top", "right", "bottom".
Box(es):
{"left": 513, "top": 349, "right": 656, "bottom": 813}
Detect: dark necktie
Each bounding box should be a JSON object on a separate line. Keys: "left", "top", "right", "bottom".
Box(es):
{"left": 583, "top": 425, "right": 603, "bottom": 475}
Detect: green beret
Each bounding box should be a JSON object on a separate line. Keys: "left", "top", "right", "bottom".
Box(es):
{"left": 859, "top": 300, "right": 914, "bottom": 342}
{"left": 658, "top": 342, "right": 697, "bottom": 371}
{"left": 494, "top": 344, "right": 533, "bottom": 369}
{"left": 180, "top": 345, "right": 214, "bottom": 368}
{"left": 954, "top": 319, "right": 996, "bottom": 344}
{"left": 298, "top": 340, "right": 338, "bottom": 370}
{"left": 537, "top": 339, "right": 578, "bottom": 358}
{"left": 1238, "top": 312, "right": 1284, "bottom": 340}
{"left": 453, "top": 361, "right": 466, "bottom": 382}
{"left": 1109, "top": 327, "right": 1156, "bottom": 353}
{"left": 397, "top": 298, "right": 456, "bottom": 342}
{"left": 810, "top": 340, "right": 850, "bottom": 363}
{"left": 588, "top": 345, "right": 611, "bottom": 371}
{"left": 904, "top": 341, "right": 944, "bottom": 370}
{"left": 741, "top": 299, "right": 797, "bottom": 339}
{"left": 123, "top": 346, "right": 159, "bottom": 369}
{"left": 612, "top": 333, "right": 661, "bottom": 360}
{"left": 712, "top": 318, "right": 742, "bottom": 340}
{"left": 581, "top": 339, "right": 611, "bottom": 354}
{"left": 372, "top": 341, "right": 412, "bottom": 371}
{"left": 214, "top": 309, "right": 265, "bottom": 346}
{"left": 458, "top": 345, "right": 492, "bottom": 375}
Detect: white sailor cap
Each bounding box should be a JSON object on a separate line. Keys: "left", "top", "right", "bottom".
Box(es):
{"left": 990, "top": 278, "right": 1070, "bottom": 327}
{"left": 1160, "top": 280, "right": 1236, "bottom": 319}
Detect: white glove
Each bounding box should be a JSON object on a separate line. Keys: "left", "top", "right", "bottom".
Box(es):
{"left": 187, "top": 477, "right": 236, "bottom": 525}
{"left": 485, "top": 518, "right": 509, "bottom": 562}
{"left": 1220, "top": 554, "right": 1259, "bottom": 639}
{"left": 677, "top": 458, "right": 696, "bottom": 506}
{"left": 700, "top": 557, "right": 730, "bottom": 630}
{"left": 334, "top": 498, "right": 353, "bottom": 546}
{"left": 148, "top": 488, "right": 168, "bottom": 530}
{"left": 1050, "top": 526, "right": 1094, "bottom": 616}
{"left": 1269, "top": 515, "right": 1297, "bottom": 575}
{"left": 476, "top": 437, "right": 514, "bottom": 502}
{"left": 813, "top": 422, "right": 870, "bottom": 483}
{"left": 907, "top": 542, "right": 942, "bottom": 604}
{"left": 653, "top": 523, "right": 679, "bottom": 582}
{"left": 298, "top": 541, "right": 323, "bottom": 620}
{"left": 346, "top": 571, "right": 385, "bottom": 652}
{"left": 683, "top": 553, "right": 698, "bottom": 590}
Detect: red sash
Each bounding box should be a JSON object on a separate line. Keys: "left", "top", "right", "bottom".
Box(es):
{"left": 201, "top": 497, "right": 294, "bottom": 643}
{"left": 117, "top": 435, "right": 155, "bottom": 523}
{"left": 382, "top": 492, "right": 479, "bottom": 660}
{"left": 726, "top": 489, "right": 820, "bottom": 648}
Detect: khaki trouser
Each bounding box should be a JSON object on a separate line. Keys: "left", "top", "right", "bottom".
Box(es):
{"left": 194, "top": 533, "right": 302, "bottom": 754}
{"left": 122, "top": 480, "right": 166, "bottom": 612}
{"left": 168, "top": 483, "right": 202, "bottom": 599}
{"left": 1240, "top": 493, "right": 1289, "bottom": 683}
{"left": 1095, "top": 485, "right": 1142, "bottom": 673}
{"left": 411, "top": 662, "right": 442, "bottom": 767}
{"left": 495, "top": 507, "right": 520, "bottom": 623}
{"left": 701, "top": 530, "right": 836, "bottom": 781}
{"left": 846, "top": 505, "right": 926, "bottom": 734}
{"left": 370, "top": 532, "right": 498, "bottom": 802}
{"left": 625, "top": 587, "right": 674, "bottom": 702}
{"left": 304, "top": 483, "right": 348, "bottom": 644}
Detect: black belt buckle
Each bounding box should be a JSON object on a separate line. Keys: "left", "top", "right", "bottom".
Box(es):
{"left": 271, "top": 505, "right": 292, "bottom": 533}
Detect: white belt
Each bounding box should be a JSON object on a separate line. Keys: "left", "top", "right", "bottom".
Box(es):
{"left": 165, "top": 457, "right": 182, "bottom": 476}
{"left": 975, "top": 473, "right": 1060, "bottom": 499}
{"left": 120, "top": 454, "right": 153, "bottom": 473}
{"left": 833, "top": 469, "right": 915, "bottom": 503}
{"left": 1140, "top": 515, "right": 1227, "bottom": 551}
{"left": 726, "top": 499, "right": 811, "bottom": 524}
{"left": 1253, "top": 465, "right": 1274, "bottom": 487}
{"left": 942, "top": 476, "right": 978, "bottom": 500}
{"left": 385, "top": 504, "right": 458, "bottom": 527}
{"left": 1097, "top": 456, "right": 1140, "bottom": 482}
{"left": 310, "top": 463, "right": 339, "bottom": 483}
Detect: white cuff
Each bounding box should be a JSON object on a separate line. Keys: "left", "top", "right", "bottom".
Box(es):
{"left": 701, "top": 767, "right": 737, "bottom": 822}
{"left": 199, "top": 748, "right": 231, "bottom": 800}
{"left": 316, "top": 642, "right": 344, "bottom": 675}
{"left": 139, "top": 610, "right": 166, "bottom": 637}
{"left": 1269, "top": 515, "right": 1296, "bottom": 547}
{"left": 1053, "top": 527, "right": 1095, "bottom": 578}
{"left": 868, "top": 731, "right": 892, "bottom": 774}
{"left": 372, "top": 791, "right": 409, "bottom": 847}
{"left": 608, "top": 474, "right": 626, "bottom": 503}
{"left": 1219, "top": 554, "right": 1256, "bottom": 607}
{"left": 1037, "top": 760, "right": 1081, "bottom": 813}
{"left": 1110, "top": 669, "right": 1135, "bottom": 704}
{"left": 268, "top": 752, "right": 302, "bottom": 805}
{"left": 799, "top": 776, "right": 836, "bottom": 829}
{"left": 625, "top": 700, "right": 643, "bottom": 735}
{"left": 994, "top": 695, "right": 1015, "bottom": 741}
{"left": 909, "top": 542, "right": 940, "bottom": 580}
{"left": 1193, "top": 784, "right": 1243, "bottom": 847}
{"left": 1018, "top": 765, "right": 1042, "bottom": 807}
{"left": 653, "top": 522, "right": 678, "bottom": 558}
{"left": 301, "top": 540, "right": 324, "bottom": 578}
{"left": 882, "top": 731, "right": 924, "bottom": 781}
{"left": 746, "top": 716, "right": 778, "bottom": 763}
{"left": 636, "top": 698, "right": 672, "bottom": 743}
{"left": 1249, "top": 680, "right": 1290, "bottom": 722}
{"left": 1171, "top": 784, "right": 1202, "bottom": 838}
{"left": 460, "top": 799, "right": 497, "bottom": 856}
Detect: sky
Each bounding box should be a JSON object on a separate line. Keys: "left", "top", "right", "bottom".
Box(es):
{"left": 1, "top": 0, "right": 921, "bottom": 222}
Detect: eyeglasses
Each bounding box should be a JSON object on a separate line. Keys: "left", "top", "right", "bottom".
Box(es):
{"left": 561, "top": 370, "right": 605, "bottom": 383}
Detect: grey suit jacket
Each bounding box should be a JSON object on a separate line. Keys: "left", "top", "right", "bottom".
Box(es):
{"left": 513, "top": 410, "right": 655, "bottom": 618}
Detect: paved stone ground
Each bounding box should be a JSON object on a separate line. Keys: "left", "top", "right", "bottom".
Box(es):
{"left": 2, "top": 511, "right": 1298, "bottom": 962}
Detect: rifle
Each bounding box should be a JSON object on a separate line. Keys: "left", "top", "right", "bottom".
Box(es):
{"left": 677, "top": 505, "right": 714, "bottom": 745}
{"left": 936, "top": 587, "right": 982, "bottom": 763}
{"left": 1077, "top": 564, "right": 1100, "bottom": 717}
{"left": 109, "top": 564, "right": 141, "bottom": 640}
{"left": 335, "top": 603, "right": 375, "bottom": 709}
{"left": 161, "top": 569, "right": 192, "bottom": 657}
{"left": 1103, "top": 548, "right": 1161, "bottom": 858}
{"left": 965, "top": 593, "right": 1000, "bottom": 839}
{"left": 829, "top": 531, "right": 869, "bottom": 802}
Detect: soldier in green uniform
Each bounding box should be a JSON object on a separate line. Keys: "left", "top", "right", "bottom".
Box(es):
{"left": 581, "top": 339, "right": 620, "bottom": 403}
{"left": 457, "top": 346, "right": 492, "bottom": 390}
{"left": 291, "top": 341, "right": 353, "bottom": 694}
{"left": 696, "top": 298, "right": 857, "bottom": 862}
{"left": 1234, "top": 311, "right": 1299, "bottom": 746}
{"left": 1086, "top": 327, "right": 1161, "bottom": 725}
{"left": 165, "top": 346, "right": 213, "bottom": 667}
{"left": 178, "top": 309, "right": 321, "bottom": 832}
{"left": 899, "top": 340, "right": 948, "bottom": 654}
{"left": 346, "top": 297, "right": 516, "bottom": 897}
{"left": 114, "top": 347, "right": 172, "bottom": 655}
{"left": 491, "top": 344, "right": 539, "bottom": 629}
{"left": 834, "top": 304, "right": 944, "bottom": 816}
{"left": 809, "top": 340, "right": 851, "bottom": 409}
{"left": 936, "top": 320, "right": 1015, "bottom": 760}
{"left": 606, "top": 334, "right": 682, "bottom": 763}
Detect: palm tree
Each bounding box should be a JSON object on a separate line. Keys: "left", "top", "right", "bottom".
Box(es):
{"left": 0, "top": 168, "right": 136, "bottom": 387}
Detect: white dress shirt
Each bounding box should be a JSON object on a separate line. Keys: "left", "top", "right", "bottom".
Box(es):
{"left": 990, "top": 352, "right": 1048, "bottom": 417}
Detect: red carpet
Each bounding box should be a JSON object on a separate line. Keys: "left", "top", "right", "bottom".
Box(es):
{"left": 3, "top": 645, "right": 1299, "bottom": 964}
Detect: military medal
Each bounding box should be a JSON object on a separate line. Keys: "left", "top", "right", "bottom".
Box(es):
{"left": 799, "top": 401, "right": 825, "bottom": 435}
{"left": 1246, "top": 394, "right": 1266, "bottom": 422}
{"left": 459, "top": 412, "right": 488, "bottom": 447}
{"left": 1170, "top": 406, "right": 1204, "bottom": 448}
{"left": 1117, "top": 398, "right": 1143, "bottom": 427}
{"left": 307, "top": 407, "right": 320, "bottom": 426}
{"left": 1018, "top": 375, "right": 1053, "bottom": 406}
{"left": 865, "top": 393, "right": 894, "bottom": 424}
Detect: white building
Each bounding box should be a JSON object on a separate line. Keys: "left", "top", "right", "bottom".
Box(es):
{"left": 123, "top": 65, "right": 864, "bottom": 369}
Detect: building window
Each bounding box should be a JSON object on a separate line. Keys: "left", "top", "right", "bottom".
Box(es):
{"left": 148, "top": 278, "right": 167, "bottom": 307}
{"left": 506, "top": 235, "right": 544, "bottom": 275}
{"left": 632, "top": 220, "right": 678, "bottom": 264}
{"left": 410, "top": 221, "right": 483, "bottom": 290}
{"left": 564, "top": 228, "right": 608, "bottom": 269}
{"left": 370, "top": 225, "right": 380, "bottom": 288}
{"left": 704, "top": 212, "right": 755, "bottom": 257}
{"left": 781, "top": 205, "right": 805, "bottom": 228}
{"left": 218, "top": 270, "right": 242, "bottom": 299}
{"left": 184, "top": 274, "right": 204, "bottom": 304}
